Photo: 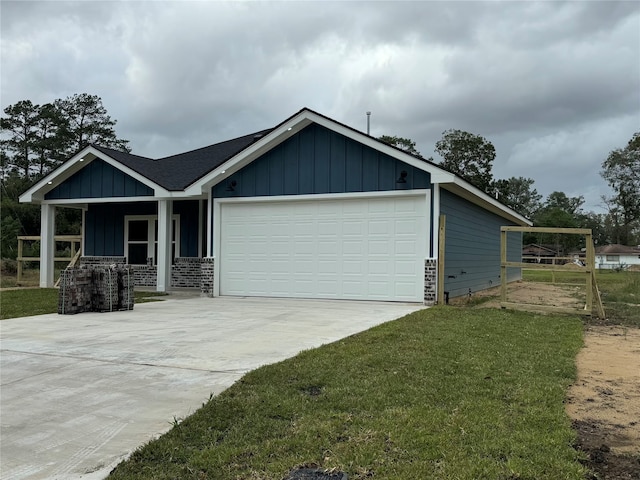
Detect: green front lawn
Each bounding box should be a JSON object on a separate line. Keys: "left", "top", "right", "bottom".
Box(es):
{"left": 109, "top": 308, "right": 586, "bottom": 480}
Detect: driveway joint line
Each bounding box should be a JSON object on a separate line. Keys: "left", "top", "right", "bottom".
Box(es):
{"left": 0, "top": 349, "right": 250, "bottom": 375}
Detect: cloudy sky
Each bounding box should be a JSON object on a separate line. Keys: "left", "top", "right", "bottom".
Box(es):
{"left": 2, "top": 0, "right": 639, "bottom": 212}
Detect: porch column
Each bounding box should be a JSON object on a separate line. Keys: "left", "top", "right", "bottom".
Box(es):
{"left": 40, "top": 204, "right": 56, "bottom": 288}
{"left": 156, "top": 199, "right": 173, "bottom": 292}
{"left": 206, "top": 189, "right": 213, "bottom": 257}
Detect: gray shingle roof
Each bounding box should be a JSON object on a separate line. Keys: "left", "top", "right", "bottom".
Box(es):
{"left": 596, "top": 244, "right": 640, "bottom": 254}
{"left": 93, "top": 128, "right": 273, "bottom": 191}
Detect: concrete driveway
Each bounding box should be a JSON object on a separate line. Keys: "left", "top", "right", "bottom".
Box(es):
{"left": 0, "top": 295, "right": 423, "bottom": 480}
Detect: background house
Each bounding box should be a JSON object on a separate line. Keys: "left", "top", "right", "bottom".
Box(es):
{"left": 21, "top": 108, "right": 530, "bottom": 303}
{"left": 522, "top": 244, "right": 559, "bottom": 264}
{"left": 595, "top": 244, "right": 640, "bottom": 270}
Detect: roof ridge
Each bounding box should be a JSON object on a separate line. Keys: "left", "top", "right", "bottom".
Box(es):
{"left": 155, "top": 128, "right": 274, "bottom": 161}
{"left": 92, "top": 144, "right": 155, "bottom": 162}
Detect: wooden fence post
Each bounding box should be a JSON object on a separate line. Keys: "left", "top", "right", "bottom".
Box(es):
{"left": 437, "top": 215, "right": 446, "bottom": 305}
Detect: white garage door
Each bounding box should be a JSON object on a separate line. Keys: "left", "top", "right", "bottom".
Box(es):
{"left": 219, "top": 195, "right": 428, "bottom": 302}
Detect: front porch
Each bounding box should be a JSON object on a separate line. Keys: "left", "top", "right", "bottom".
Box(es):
{"left": 38, "top": 198, "right": 210, "bottom": 294}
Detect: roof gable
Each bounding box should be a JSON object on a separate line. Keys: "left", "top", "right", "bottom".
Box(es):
{"left": 45, "top": 158, "right": 153, "bottom": 199}
{"left": 212, "top": 123, "right": 431, "bottom": 198}
{"left": 19, "top": 145, "right": 169, "bottom": 203}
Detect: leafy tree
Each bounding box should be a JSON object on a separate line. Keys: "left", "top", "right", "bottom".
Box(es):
{"left": 54, "top": 93, "right": 130, "bottom": 153}
{"left": 491, "top": 176, "right": 542, "bottom": 218}
{"left": 378, "top": 135, "right": 421, "bottom": 157}
{"left": 1, "top": 93, "right": 127, "bottom": 258}
{"left": 578, "top": 212, "right": 610, "bottom": 247}
{"left": 601, "top": 131, "right": 640, "bottom": 245}
{"left": 33, "top": 103, "right": 71, "bottom": 177}
{"left": 529, "top": 192, "right": 587, "bottom": 253}
{"left": 0, "top": 100, "right": 41, "bottom": 179}
{"left": 544, "top": 191, "right": 584, "bottom": 216}
{"left": 533, "top": 207, "right": 581, "bottom": 254}
{"left": 435, "top": 129, "right": 495, "bottom": 192}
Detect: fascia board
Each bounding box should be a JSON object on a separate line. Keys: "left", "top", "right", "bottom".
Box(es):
{"left": 19, "top": 146, "right": 170, "bottom": 203}
{"left": 442, "top": 178, "right": 533, "bottom": 226}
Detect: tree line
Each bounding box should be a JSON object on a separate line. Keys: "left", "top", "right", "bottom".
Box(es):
{"left": 380, "top": 130, "right": 640, "bottom": 249}
{"left": 1, "top": 94, "right": 130, "bottom": 258}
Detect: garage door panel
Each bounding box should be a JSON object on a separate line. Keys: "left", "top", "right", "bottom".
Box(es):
{"left": 318, "top": 260, "right": 339, "bottom": 273}
{"left": 220, "top": 196, "right": 427, "bottom": 301}
{"left": 343, "top": 221, "right": 364, "bottom": 235}
{"left": 368, "top": 219, "right": 391, "bottom": 235}
{"left": 318, "top": 241, "right": 339, "bottom": 254}
{"left": 396, "top": 219, "right": 419, "bottom": 234}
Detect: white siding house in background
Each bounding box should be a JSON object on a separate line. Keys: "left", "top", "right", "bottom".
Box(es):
{"left": 595, "top": 244, "right": 640, "bottom": 270}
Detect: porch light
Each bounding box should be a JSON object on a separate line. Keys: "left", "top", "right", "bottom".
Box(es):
{"left": 226, "top": 180, "right": 237, "bottom": 192}
{"left": 396, "top": 171, "right": 408, "bottom": 184}
{"left": 47, "top": 181, "right": 53, "bottom": 185}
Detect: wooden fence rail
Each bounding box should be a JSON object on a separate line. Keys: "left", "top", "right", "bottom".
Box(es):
{"left": 17, "top": 235, "right": 82, "bottom": 285}
{"left": 500, "top": 226, "right": 605, "bottom": 319}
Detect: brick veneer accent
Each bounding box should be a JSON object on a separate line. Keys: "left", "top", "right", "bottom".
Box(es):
{"left": 80, "top": 256, "right": 126, "bottom": 265}
{"left": 201, "top": 258, "right": 215, "bottom": 297}
{"left": 171, "top": 257, "right": 202, "bottom": 288}
{"left": 424, "top": 258, "right": 437, "bottom": 305}
{"left": 134, "top": 262, "right": 157, "bottom": 287}
{"left": 79, "top": 256, "right": 205, "bottom": 288}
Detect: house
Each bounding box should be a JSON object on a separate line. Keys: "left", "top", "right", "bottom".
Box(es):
{"left": 595, "top": 244, "right": 640, "bottom": 270}
{"left": 20, "top": 108, "right": 531, "bottom": 304}
{"left": 522, "top": 244, "right": 559, "bottom": 264}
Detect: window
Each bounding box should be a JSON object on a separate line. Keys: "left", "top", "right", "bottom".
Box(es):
{"left": 125, "top": 215, "right": 180, "bottom": 265}
{"left": 606, "top": 255, "right": 619, "bottom": 262}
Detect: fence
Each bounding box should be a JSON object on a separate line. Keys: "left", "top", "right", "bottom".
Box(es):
{"left": 500, "top": 226, "right": 605, "bottom": 318}
{"left": 17, "top": 235, "right": 82, "bottom": 285}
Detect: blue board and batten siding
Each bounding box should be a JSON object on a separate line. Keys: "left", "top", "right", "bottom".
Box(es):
{"left": 84, "top": 200, "right": 200, "bottom": 258}
{"left": 213, "top": 124, "right": 431, "bottom": 198}
{"left": 45, "top": 159, "right": 153, "bottom": 200}
{"left": 440, "top": 189, "right": 522, "bottom": 298}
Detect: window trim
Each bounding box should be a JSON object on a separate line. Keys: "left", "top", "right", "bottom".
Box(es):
{"left": 124, "top": 214, "right": 180, "bottom": 265}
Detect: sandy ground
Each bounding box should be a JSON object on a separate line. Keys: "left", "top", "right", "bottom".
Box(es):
{"left": 470, "top": 281, "right": 587, "bottom": 311}
{"left": 566, "top": 326, "right": 640, "bottom": 455}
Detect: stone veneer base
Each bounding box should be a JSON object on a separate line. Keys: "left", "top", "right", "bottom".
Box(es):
{"left": 424, "top": 258, "right": 437, "bottom": 306}
{"left": 79, "top": 256, "right": 208, "bottom": 289}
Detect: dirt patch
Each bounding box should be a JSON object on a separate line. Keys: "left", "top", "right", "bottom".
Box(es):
{"left": 566, "top": 326, "right": 640, "bottom": 455}
{"left": 459, "top": 281, "right": 586, "bottom": 310}
{"left": 567, "top": 326, "right": 640, "bottom": 479}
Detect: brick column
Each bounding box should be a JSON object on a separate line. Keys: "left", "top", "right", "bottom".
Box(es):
{"left": 424, "top": 259, "right": 437, "bottom": 305}
{"left": 200, "top": 258, "right": 215, "bottom": 297}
